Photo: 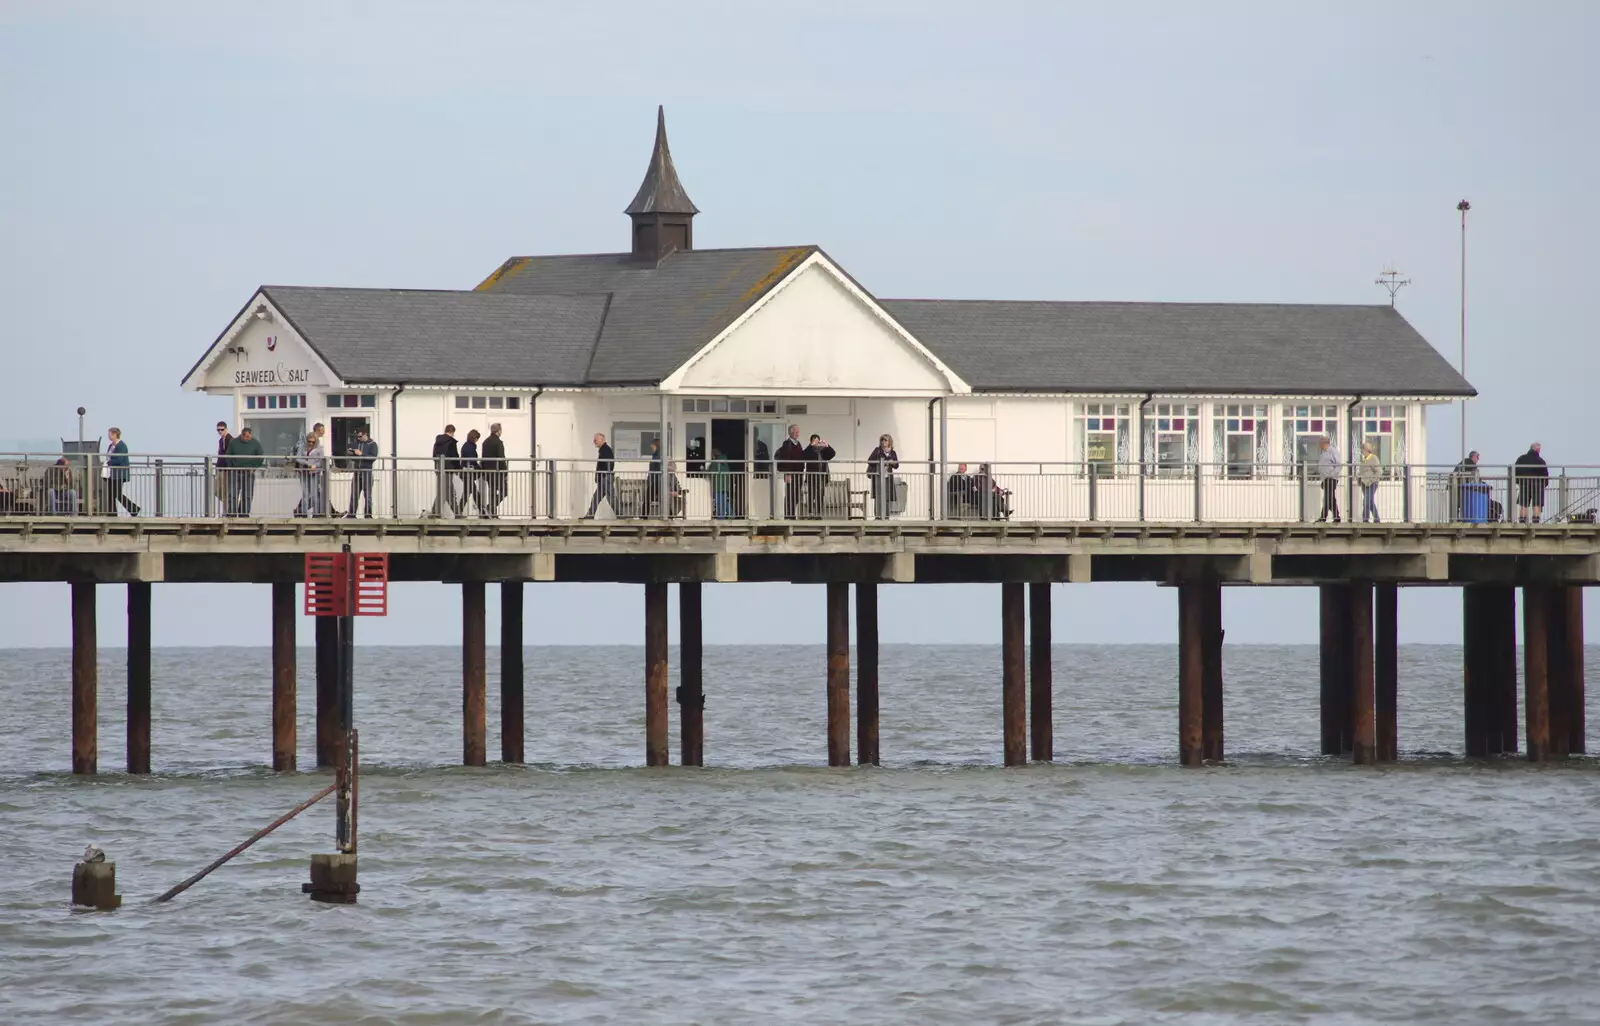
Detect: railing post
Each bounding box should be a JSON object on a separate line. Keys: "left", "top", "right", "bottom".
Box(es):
{"left": 1193, "top": 461, "right": 1203, "bottom": 522}
{"left": 153, "top": 459, "right": 164, "bottom": 518}
{"left": 1088, "top": 467, "right": 1098, "bottom": 522}
{"left": 203, "top": 456, "right": 215, "bottom": 517}
{"left": 545, "top": 459, "right": 557, "bottom": 519}
{"left": 1402, "top": 464, "right": 1412, "bottom": 523}
{"left": 1137, "top": 459, "right": 1146, "bottom": 522}
{"left": 86, "top": 454, "right": 97, "bottom": 516}
{"left": 1558, "top": 471, "right": 1568, "bottom": 521}
{"left": 1297, "top": 464, "right": 1307, "bottom": 522}
{"left": 1507, "top": 465, "right": 1516, "bottom": 523}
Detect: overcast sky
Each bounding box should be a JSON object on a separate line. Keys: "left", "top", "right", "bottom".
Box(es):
{"left": 0, "top": 1, "right": 1594, "bottom": 647}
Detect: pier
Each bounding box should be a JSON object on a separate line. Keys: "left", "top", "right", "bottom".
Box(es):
{"left": 6, "top": 515, "right": 1590, "bottom": 772}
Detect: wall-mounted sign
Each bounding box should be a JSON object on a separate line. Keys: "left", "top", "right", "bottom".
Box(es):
{"left": 266, "top": 335, "right": 277, "bottom": 352}
{"left": 236, "top": 363, "right": 310, "bottom": 386}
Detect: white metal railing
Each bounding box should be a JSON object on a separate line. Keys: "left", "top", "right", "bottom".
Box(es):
{"left": 0, "top": 453, "right": 1594, "bottom": 526}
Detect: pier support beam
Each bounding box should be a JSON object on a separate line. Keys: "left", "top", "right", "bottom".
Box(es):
{"left": 501, "top": 581, "right": 524, "bottom": 764}
{"left": 271, "top": 582, "right": 296, "bottom": 772}
{"left": 1523, "top": 585, "right": 1551, "bottom": 762}
{"left": 826, "top": 582, "right": 851, "bottom": 767}
{"left": 1464, "top": 585, "right": 1518, "bottom": 756}
{"left": 315, "top": 616, "right": 338, "bottom": 768}
{"left": 1002, "top": 583, "right": 1026, "bottom": 766}
{"left": 1489, "top": 586, "right": 1519, "bottom": 755}
{"left": 462, "top": 581, "right": 486, "bottom": 767}
{"left": 645, "top": 582, "right": 669, "bottom": 767}
{"left": 71, "top": 582, "right": 96, "bottom": 775}
{"left": 1350, "top": 582, "right": 1376, "bottom": 765}
{"left": 856, "top": 581, "right": 879, "bottom": 767}
{"left": 1029, "top": 582, "right": 1052, "bottom": 762}
{"left": 1375, "top": 583, "right": 1398, "bottom": 762}
{"left": 1554, "top": 587, "right": 1586, "bottom": 755}
{"left": 1319, "top": 585, "right": 1352, "bottom": 755}
{"left": 126, "top": 581, "right": 151, "bottom": 775}
{"left": 678, "top": 582, "right": 704, "bottom": 767}
{"left": 1177, "top": 582, "right": 1205, "bottom": 767}
{"left": 1200, "top": 581, "right": 1224, "bottom": 763}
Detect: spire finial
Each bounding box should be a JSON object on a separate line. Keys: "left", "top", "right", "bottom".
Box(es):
{"left": 625, "top": 105, "right": 698, "bottom": 217}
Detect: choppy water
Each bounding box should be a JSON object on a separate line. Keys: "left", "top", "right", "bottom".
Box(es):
{"left": 2, "top": 644, "right": 1597, "bottom": 1025}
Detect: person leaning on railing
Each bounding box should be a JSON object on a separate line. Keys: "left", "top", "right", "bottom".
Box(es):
{"left": 223, "top": 427, "right": 264, "bottom": 516}
{"left": 867, "top": 434, "right": 899, "bottom": 519}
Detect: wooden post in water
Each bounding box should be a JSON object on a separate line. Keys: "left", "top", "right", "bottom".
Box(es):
{"left": 315, "top": 615, "right": 339, "bottom": 768}
{"left": 271, "top": 582, "right": 296, "bottom": 772}
{"left": 1319, "top": 585, "right": 1352, "bottom": 755}
{"left": 1200, "top": 580, "right": 1224, "bottom": 763}
{"left": 501, "top": 580, "right": 525, "bottom": 764}
{"left": 71, "top": 582, "right": 97, "bottom": 775}
{"left": 1375, "top": 582, "right": 1399, "bottom": 762}
{"left": 1028, "top": 582, "right": 1053, "bottom": 762}
{"left": 855, "top": 581, "right": 879, "bottom": 767}
{"left": 461, "top": 581, "right": 486, "bottom": 767}
{"left": 1001, "top": 583, "right": 1026, "bottom": 767}
{"left": 644, "top": 582, "right": 669, "bottom": 767}
{"left": 1177, "top": 582, "right": 1204, "bottom": 767}
{"left": 826, "top": 582, "right": 851, "bottom": 767}
{"left": 1485, "top": 585, "right": 1519, "bottom": 755}
{"left": 1350, "top": 582, "right": 1376, "bottom": 765}
{"left": 126, "top": 581, "right": 152, "bottom": 775}
{"left": 1461, "top": 585, "right": 1488, "bottom": 757}
{"left": 1562, "top": 586, "right": 1586, "bottom": 754}
{"left": 678, "top": 581, "right": 704, "bottom": 767}
{"left": 1523, "top": 585, "right": 1550, "bottom": 763}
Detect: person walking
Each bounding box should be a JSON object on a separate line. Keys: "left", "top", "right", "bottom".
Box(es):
{"left": 224, "top": 427, "right": 264, "bottom": 516}
{"left": 481, "top": 422, "right": 507, "bottom": 517}
{"left": 582, "top": 432, "right": 616, "bottom": 518}
{"left": 1315, "top": 435, "right": 1341, "bottom": 523}
{"left": 867, "top": 433, "right": 900, "bottom": 519}
{"left": 776, "top": 424, "right": 807, "bottom": 518}
{"left": 1357, "top": 440, "right": 1381, "bottom": 523}
{"left": 430, "top": 425, "right": 461, "bottom": 517}
{"left": 802, "top": 433, "right": 835, "bottom": 517}
{"left": 1514, "top": 442, "right": 1548, "bottom": 523}
{"left": 101, "top": 427, "right": 140, "bottom": 516}
{"left": 459, "top": 429, "right": 486, "bottom": 516}
{"left": 344, "top": 427, "right": 377, "bottom": 517}
{"left": 214, "top": 421, "right": 233, "bottom": 511}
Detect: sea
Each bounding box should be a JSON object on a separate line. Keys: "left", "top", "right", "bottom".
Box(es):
{"left": 1, "top": 644, "right": 1597, "bottom": 1026}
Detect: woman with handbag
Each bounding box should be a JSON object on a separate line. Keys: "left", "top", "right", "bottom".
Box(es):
{"left": 867, "top": 433, "right": 900, "bottom": 519}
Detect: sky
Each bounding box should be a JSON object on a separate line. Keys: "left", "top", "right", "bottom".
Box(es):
{"left": 0, "top": 1, "right": 1595, "bottom": 648}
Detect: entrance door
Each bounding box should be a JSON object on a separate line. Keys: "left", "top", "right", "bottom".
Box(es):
{"left": 329, "top": 416, "right": 372, "bottom": 469}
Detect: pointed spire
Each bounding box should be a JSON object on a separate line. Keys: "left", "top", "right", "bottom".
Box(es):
{"left": 626, "top": 106, "right": 699, "bottom": 216}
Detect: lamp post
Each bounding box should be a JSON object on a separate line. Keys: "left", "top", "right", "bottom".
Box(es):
{"left": 77, "top": 406, "right": 86, "bottom": 450}
{"left": 1457, "top": 199, "right": 1470, "bottom": 459}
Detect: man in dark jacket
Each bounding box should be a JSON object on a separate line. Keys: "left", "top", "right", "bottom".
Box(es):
{"left": 345, "top": 428, "right": 378, "bottom": 518}
{"left": 645, "top": 437, "right": 664, "bottom": 517}
{"left": 775, "top": 424, "right": 807, "bottom": 518}
{"left": 430, "top": 425, "right": 461, "bottom": 517}
{"left": 481, "top": 422, "right": 507, "bottom": 517}
{"left": 1514, "top": 442, "right": 1548, "bottom": 523}
{"left": 224, "top": 427, "right": 265, "bottom": 516}
{"left": 583, "top": 432, "right": 615, "bottom": 518}
{"left": 802, "top": 433, "right": 835, "bottom": 518}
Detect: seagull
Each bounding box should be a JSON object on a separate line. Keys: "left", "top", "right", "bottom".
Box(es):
{"left": 81, "top": 844, "right": 106, "bottom": 863}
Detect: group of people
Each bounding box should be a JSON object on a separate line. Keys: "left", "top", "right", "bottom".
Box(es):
{"left": 1312, "top": 436, "right": 1385, "bottom": 523}
{"left": 776, "top": 425, "right": 837, "bottom": 518}
{"left": 214, "top": 420, "right": 377, "bottom": 518}
{"left": 582, "top": 434, "right": 689, "bottom": 519}
{"left": 1452, "top": 443, "right": 1550, "bottom": 523}
{"left": 946, "top": 462, "right": 1013, "bottom": 519}
{"left": 33, "top": 427, "right": 138, "bottom": 516}
{"left": 429, "top": 423, "right": 509, "bottom": 518}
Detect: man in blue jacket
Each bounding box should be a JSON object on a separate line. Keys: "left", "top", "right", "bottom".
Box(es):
{"left": 344, "top": 427, "right": 379, "bottom": 518}
{"left": 101, "top": 427, "right": 140, "bottom": 516}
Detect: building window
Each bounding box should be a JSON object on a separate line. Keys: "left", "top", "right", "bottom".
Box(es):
{"left": 1282, "top": 404, "right": 1342, "bottom": 465}
{"left": 1078, "top": 402, "right": 1131, "bottom": 476}
{"left": 506, "top": 397, "right": 520, "bottom": 410}
{"left": 452, "top": 394, "right": 524, "bottom": 411}
{"left": 245, "top": 394, "right": 307, "bottom": 411}
{"left": 325, "top": 394, "right": 376, "bottom": 409}
{"left": 1355, "top": 404, "right": 1407, "bottom": 469}
{"left": 684, "top": 421, "right": 707, "bottom": 472}
{"left": 244, "top": 417, "right": 307, "bottom": 459}
{"left": 1143, "top": 403, "right": 1198, "bottom": 476}
{"left": 1212, "top": 403, "right": 1268, "bottom": 478}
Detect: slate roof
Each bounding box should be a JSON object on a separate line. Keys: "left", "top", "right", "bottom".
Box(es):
{"left": 883, "top": 299, "right": 1474, "bottom": 397}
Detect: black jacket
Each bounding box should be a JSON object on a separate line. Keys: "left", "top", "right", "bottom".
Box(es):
{"left": 481, "top": 434, "right": 505, "bottom": 466}
{"left": 349, "top": 438, "right": 378, "bottom": 469}
{"left": 776, "top": 438, "right": 806, "bottom": 474}
{"left": 459, "top": 439, "right": 480, "bottom": 471}
{"left": 867, "top": 446, "right": 899, "bottom": 495}
{"left": 594, "top": 443, "right": 615, "bottom": 482}
{"left": 803, "top": 443, "right": 835, "bottom": 473}
{"left": 432, "top": 434, "right": 460, "bottom": 463}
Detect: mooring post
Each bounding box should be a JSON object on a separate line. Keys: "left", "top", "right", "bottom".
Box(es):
{"left": 126, "top": 581, "right": 152, "bottom": 775}
{"left": 1177, "top": 582, "right": 1204, "bottom": 767}
{"left": 826, "top": 582, "right": 851, "bottom": 767}
{"left": 1319, "top": 584, "right": 1352, "bottom": 755}
{"left": 644, "top": 582, "right": 669, "bottom": 767}
{"left": 1523, "top": 585, "right": 1550, "bottom": 762}
{"left": 271, "top": 581, "right": 296, "bottom": 772}
{"left": 1028, "top": 582, "right": 1053, "bottom": 762}
{"left": 1487, "top": 585, "right": 1519, "bottom": 755}
{"left": 461, "top": 581, "right": 487, "bottom": 767}
{"left": 678, "top": 581, "right": 704, "bottom": 767}
{"left": 1200, "top": 579, "right": 1224, "bottom": 763}
{"left": 1375, "top": 582, "right": 1398, "bottom": 762}
{"left": 1562, "top": 586, "right": 1586, "bottom": 754}
{"left": 1001, "top": 582, "right": 1026, "bottom": 766}
{"left": 71, "top": 582, "right": 97, "bottom": 775}
{"left": 315, "top": 615, "right": 338, "bottom": 768}
{"left": 1548, "top": 586, "right": 1572, "bottom": 759}
{"left": 1350, "top": 582, "right": 1376, "bottom": 765}
{"left": 501, "top": 580, "right": 525, "bottom": 764}
{"left": 856, "top": 581, "right": 880, "bottom": 766}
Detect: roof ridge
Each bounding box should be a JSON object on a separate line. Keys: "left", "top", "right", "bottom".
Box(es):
{"left": 882, "top": 297, "right": 1397, "bottom": 310}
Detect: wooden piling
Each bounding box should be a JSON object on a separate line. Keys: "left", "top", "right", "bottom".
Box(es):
{"left": 644, "top": 582, "right": 669, "bottom": 767}
{"left": 1461, "top": 585, "right": 1492, "bottom": 757}
{"left": 315, "top": 615, "right": 338, "bottom": 768}
{"left": 1001, "top": 582, "right": 1026, "bottom": 767}
{"left": 461, "top": 581, "right": 486, "bottom": 767}
{"left": 500, "top": 580, "right": 524, "bottom": 764}
{"left": 1561, "top": 586, "right": 1586, "bottom": 755}
{"left": 1523, "top": 585, "right": 1550, "bottom": 762}
{"left": 855, "top": 581, "right": 879, "bottom": 767}
{"left": 678, "top": 581, "right": 704, "bottom": 767}
{"left": 71, "top": 582, "right": 96, "bottom": 775}
{"left": 1177, "top": 582, "right": 1204, "bottom": 767}
{"left": 271, "top": 582, "right": 296, "bottom": 772}
{"left": 1482, "top": 585, "right": 1519, "bottom": 755}
{"left": 1200, "top": 580, "right": 1224, "bottom": 763}
{"left": 826, "top": 582, "right": 851, "bottom": 767}
{"left": 126, "top": 581, "right": 152, "bottom": 775}
{"left": 1028, "top": 582, "right": 1053, "bottom": 762}
{"left": 1375, "top": 583, "right": 1398, "bottom": 762}
{"left": 1350, "top": 582, "right": 1376, "bottom": 765}
{"left": 1319, "top": 585, "right": 1352, "bottom": 755}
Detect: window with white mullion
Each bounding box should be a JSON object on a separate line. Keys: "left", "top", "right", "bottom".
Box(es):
{"left": 1355, "top": 403, "right": 1408, "bottom": 477}
{"left": 1142, "top": 403, "right": 1199, "bottom": 477}
{"left": 1211, "top": 403, "right": 1269, "bottom": 479}
{"left": 1077, "top": 402, "right": 1132, "bottom": 477}
{"left": 1282, "top": 404, "right": 1343, "bottom": 466}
